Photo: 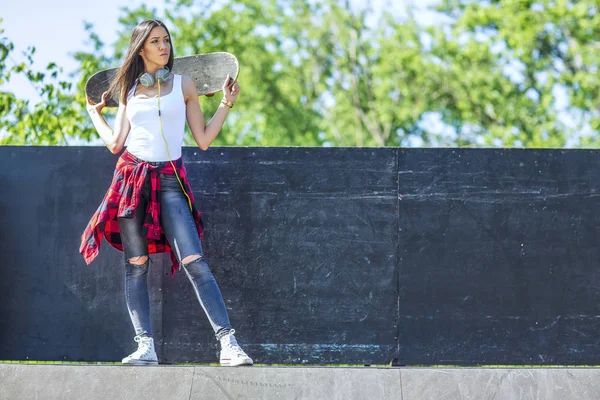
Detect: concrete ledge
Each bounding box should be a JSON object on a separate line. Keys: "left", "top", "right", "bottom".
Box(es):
{"left": 401, "top": 368, "right": 600, "bottom": 400}
{"left": 1, "top": 364, "right": 599, "bottom": 400}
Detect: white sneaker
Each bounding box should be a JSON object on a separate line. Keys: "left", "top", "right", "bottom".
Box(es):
{"left": 122, "top": 335, "right": 158, "bottom": 366}
{"left": 219, "top": 330, "right": 253, "bottom": 366}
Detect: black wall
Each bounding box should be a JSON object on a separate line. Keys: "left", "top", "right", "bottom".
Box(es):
{"left": 1, "top": 146, "right": 599, "bottom": 365}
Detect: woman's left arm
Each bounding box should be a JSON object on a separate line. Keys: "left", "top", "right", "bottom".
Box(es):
{"left": 184, "top": 74, "right": 239, "bottom": 150}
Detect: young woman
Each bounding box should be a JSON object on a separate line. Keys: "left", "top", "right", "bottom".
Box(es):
{"left": 79, "top": 19, "right": 252, "bottom": 367}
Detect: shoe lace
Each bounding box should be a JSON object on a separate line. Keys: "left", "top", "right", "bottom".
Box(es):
{"left": 133, "top": 335, "right": 152, "bottom": 357}
{"left": 221, "top": 330, "right": 247, "bottom": 356}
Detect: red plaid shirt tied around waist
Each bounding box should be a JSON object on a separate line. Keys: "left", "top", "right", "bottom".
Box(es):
{"left": 79, "top": 150, "right": 203, "bottom": 277}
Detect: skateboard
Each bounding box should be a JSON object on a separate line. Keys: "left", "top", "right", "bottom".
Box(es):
{"left": 85, "top": 52, "right": 239, "bottom": 108}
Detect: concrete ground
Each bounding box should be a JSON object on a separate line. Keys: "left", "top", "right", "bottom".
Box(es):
{"left": 1, "top": 364, "right": 600, "bottom": 400}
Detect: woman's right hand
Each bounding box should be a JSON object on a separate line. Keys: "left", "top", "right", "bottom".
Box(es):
{"left": 86, "top": 91, "right": 109, "bottom": 115}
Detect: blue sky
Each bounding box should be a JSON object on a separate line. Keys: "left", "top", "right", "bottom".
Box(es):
{"left": 1, "top": 0, "right": 168, "bottom": 102}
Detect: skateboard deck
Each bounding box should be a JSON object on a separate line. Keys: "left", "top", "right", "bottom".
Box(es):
{"left": 85, "top": 52, "right": 239, "bottom": 108}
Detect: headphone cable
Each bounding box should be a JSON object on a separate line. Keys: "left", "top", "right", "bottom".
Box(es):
{"left": 157, "top": 78, "right": 193, "bottom": 212}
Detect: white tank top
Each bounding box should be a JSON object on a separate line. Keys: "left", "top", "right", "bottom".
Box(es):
{"left": 125, "top": 74, "right": 186, "bottom": 162}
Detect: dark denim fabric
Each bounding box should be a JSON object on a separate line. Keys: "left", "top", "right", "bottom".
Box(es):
{"left": 118, "top": 172, "right": 232, "bottom": 340}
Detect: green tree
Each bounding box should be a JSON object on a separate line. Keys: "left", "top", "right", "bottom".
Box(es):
{"left": 1, "top": 0, "right": 599, "bottom": 147}
{"left": 433, "top": 0, "right": 600, "bottom": 147}
{"left": 0, "top": 20, "right": 109, "bottom": 145}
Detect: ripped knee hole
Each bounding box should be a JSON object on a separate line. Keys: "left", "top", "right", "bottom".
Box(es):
{"left": 182, "top": 254, "right": 203, "bottom": 265}
{"left": 128, "top": 255, "right": 149, "bottom": 265}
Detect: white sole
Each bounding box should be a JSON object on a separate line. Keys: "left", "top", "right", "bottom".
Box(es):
{"left": 220, "top": 358, "right": 254, "bottom": 367}
{"left": 122, "top": 360, "right": 159, "bottom": 366}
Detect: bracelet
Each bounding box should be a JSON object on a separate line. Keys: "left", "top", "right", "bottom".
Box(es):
{"left": 221, "top": 98, "right": 234, "bottom": 108}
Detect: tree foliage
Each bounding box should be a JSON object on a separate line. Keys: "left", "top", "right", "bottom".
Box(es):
{"left": 1, "top": 0, "right": 599, "bottom": 147}
{"left": 434, "top": 0, "right": 600, "bottom": 147}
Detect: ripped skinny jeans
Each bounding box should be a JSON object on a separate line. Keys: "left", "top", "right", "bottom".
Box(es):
{"left": 118, "top": 172, "right": 232, "bottom": 341}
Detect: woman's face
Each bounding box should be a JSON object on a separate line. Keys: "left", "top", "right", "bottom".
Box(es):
{"left": 139, "top": 26, "right": 171, "bottom": 67}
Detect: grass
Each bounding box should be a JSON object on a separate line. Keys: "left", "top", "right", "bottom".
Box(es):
{"left": 2, "top": 360, "right": 600, "bottom": 368}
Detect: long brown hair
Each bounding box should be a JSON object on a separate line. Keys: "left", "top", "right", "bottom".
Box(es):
{"left": 107, "top": 20, "right": 175, "bottom": 105}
